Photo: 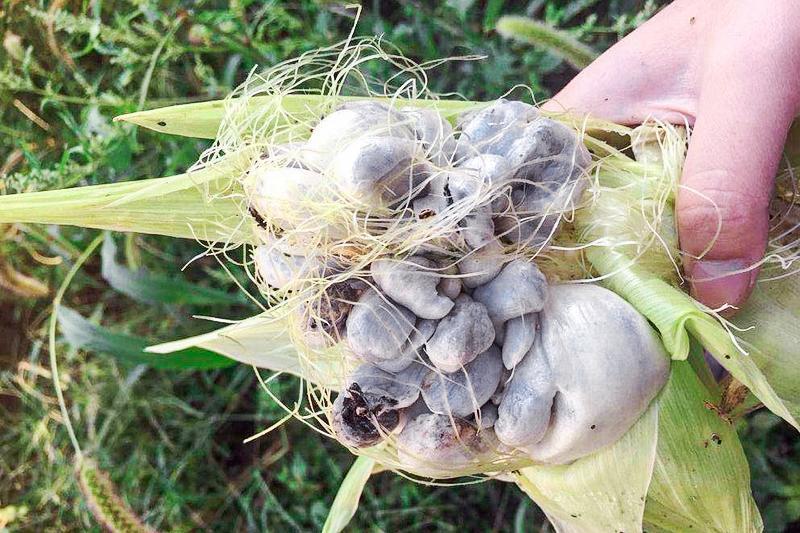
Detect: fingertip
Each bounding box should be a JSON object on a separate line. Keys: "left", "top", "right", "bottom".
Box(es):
{"left": 685, "top": 258, "right": 759, "bottom": 316}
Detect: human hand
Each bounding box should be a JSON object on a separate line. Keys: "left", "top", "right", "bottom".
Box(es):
{"left": 543, "top": 0, "right": 800, "bottom": 314}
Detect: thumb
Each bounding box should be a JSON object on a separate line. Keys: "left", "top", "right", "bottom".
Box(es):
{"left": 677, "top": 8, "right": 800, "bottom": 314}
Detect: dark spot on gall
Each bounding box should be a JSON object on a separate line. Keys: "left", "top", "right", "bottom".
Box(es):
{"left": 711, "top": 433, "right": 722, "bottom": 445}
{"left": 157, "top": 121, "right": 167, "bottom": 126}
{"left": 590, "top": 424, "right": 596, "bottom": 430}
{"left": 248, "top": 205, "right": 268, "bottom": 229}
{"left": 340, "top": 383, "right": 400, "bottom": 445}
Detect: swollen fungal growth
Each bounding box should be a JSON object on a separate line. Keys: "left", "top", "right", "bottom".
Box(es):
{"left": 421, "top": 345, "right": 504, "bottom": 417}
{"left": 472, "top": 259, "right": 548, "bottom": 323}
{"left": 220, "top": 41, "right": 671, "bottom": 478}
{"left": 301, "top": 102, "right": 415, "bottom": 171}
{"left": 457, "top": 99, "right": 539, "bottom": 156}
{"left": 332, "top": 383, "right": 404, "bottom": 448}
{"left": 331, "top": 136, "right": 428, "bottom": 206}
{"left": 371, "top": 257, "right": 454, "bottom": 319}
{"left": 501, "top": 312, "right": 538, "bottom": 369}
{"left": 396, "top": 414, "right": 500, "bottom": 477}
{"left": 494, "top": 284, "right": 670, "bottom": 464}
{"left": 425, "top": 294, "right": 495, "bottom": 373}
{"left": 345, "top": 289, "right": 417, "bottom": 372}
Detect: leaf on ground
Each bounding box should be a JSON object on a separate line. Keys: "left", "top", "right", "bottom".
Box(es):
{"left": 58, "top": 306, "right": 236, "bottom": 370}
{"left": 101, "top": 235, "right": 241, "bottom": 306}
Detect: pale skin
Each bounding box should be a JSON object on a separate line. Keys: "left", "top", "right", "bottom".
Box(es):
{"left": 544, "top": 0, "right": 800, "bottom": 315}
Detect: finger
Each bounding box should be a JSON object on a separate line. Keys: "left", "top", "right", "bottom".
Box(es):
{"left": 678, "top": 4, "right": 800, "bottom": 313}
{"left": 542, "top": 0, "right": 707, "bottom": 124}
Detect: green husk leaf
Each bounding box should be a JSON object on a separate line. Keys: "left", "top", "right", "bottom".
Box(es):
{"left": 114, "top": 95, "right": 482, "bottom": 139}
{"left": 322, "top": 456, "right": 379, "bottom": 533}
{"left": 515, "top": 399, "right": 659, "bottom": 533}
{"left": 58, "top": 307, "right": 236, "bottom": 370}
{"left": 731, "top": 275, "right": 800, "bottom": 422}
{"left": 587, "top": 248, "right": 799, "bottom": 431}
{"left": 147, "top": 314, "right": 343, "bottom": 388}
{"left": 0, "top": 160, "right": 250, "bottom": 242}
{"left": 496, "top": 16, "right": 599, "bottom": 69}
{"left": 644, "top": 353, "right": 762, "bottom": 532}
{"left": 147, "top": 313, "right": 294, "bottom": 367}
{"left": 577, "top": 124, "right": 799, "bottom": 431}
{"left": 100, "top": 236, "right": 242, "bottom": 306}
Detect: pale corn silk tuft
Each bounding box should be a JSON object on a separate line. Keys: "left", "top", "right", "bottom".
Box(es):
{"left": 182, "top": 36, "right": 798, "bottom": 481}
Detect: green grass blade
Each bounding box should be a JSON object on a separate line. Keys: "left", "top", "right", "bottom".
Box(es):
{"left": 58, "top": 307, "right": 236, "bottom": 370}
{"left": 644, "top": 355, "right": 762, "bottom": 531}
{"left": 100, "top": 236, "right": 241, "bottom": 306}
{"left": 496, "top": 16, "right": 598, "bottom": 69}
{"left": 114, "top": 95, "right": 483, "bottom": 139}
{"left": 0, "top": 162, "right": 251, "bottom": 242}
{"left": 322, "top": 456, "right": 377, "bottom": 533}
{"left": 515, "top": 399, "right": 659, "bottom": 533}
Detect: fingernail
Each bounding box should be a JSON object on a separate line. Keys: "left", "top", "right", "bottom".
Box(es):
{"left": 687, "top": 259, "right": 757, "bottom": 314}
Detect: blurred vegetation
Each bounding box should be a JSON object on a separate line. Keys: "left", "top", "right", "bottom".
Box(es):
{"left": 1, "top": 1, "right": 797, "bottom": 531}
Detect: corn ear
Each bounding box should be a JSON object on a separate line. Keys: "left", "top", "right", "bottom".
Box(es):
{"left": 515, "top": 400, "right": 659, "bottom": 533}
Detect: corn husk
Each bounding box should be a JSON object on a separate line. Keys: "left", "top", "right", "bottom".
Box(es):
{"left": 115, "top": 95, "right": 480, "bottom": 139}
{"left": 731, "top": 275, "right": 800, "bottom": 419}
{"left": 0, "top": 160, "right": 249, "bottom": 242}
{"left": 322, "top": 456, "right": 381, "bottom": 533}
{"left": 147, "top": 313, "right": 344, "bottom": 389}
{"left": 644, "top": 353, "right": 761, "bottom": 532}
{"left": 515, "top": 401, "right": 659, "bottom": 532}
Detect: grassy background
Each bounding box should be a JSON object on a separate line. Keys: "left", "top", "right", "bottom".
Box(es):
{"left": 1, "top": 1, "right": 798, "bottom": 531}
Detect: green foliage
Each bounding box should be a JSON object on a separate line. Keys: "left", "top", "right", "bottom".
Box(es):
{"left": 497, "top": 15, "right": 598, "bottom": 69}
{"left": 4, "top": 1, "right": 796, "bottom": 532}
{"left": 58, "top": 306, "right": 236, "bottom": 370}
